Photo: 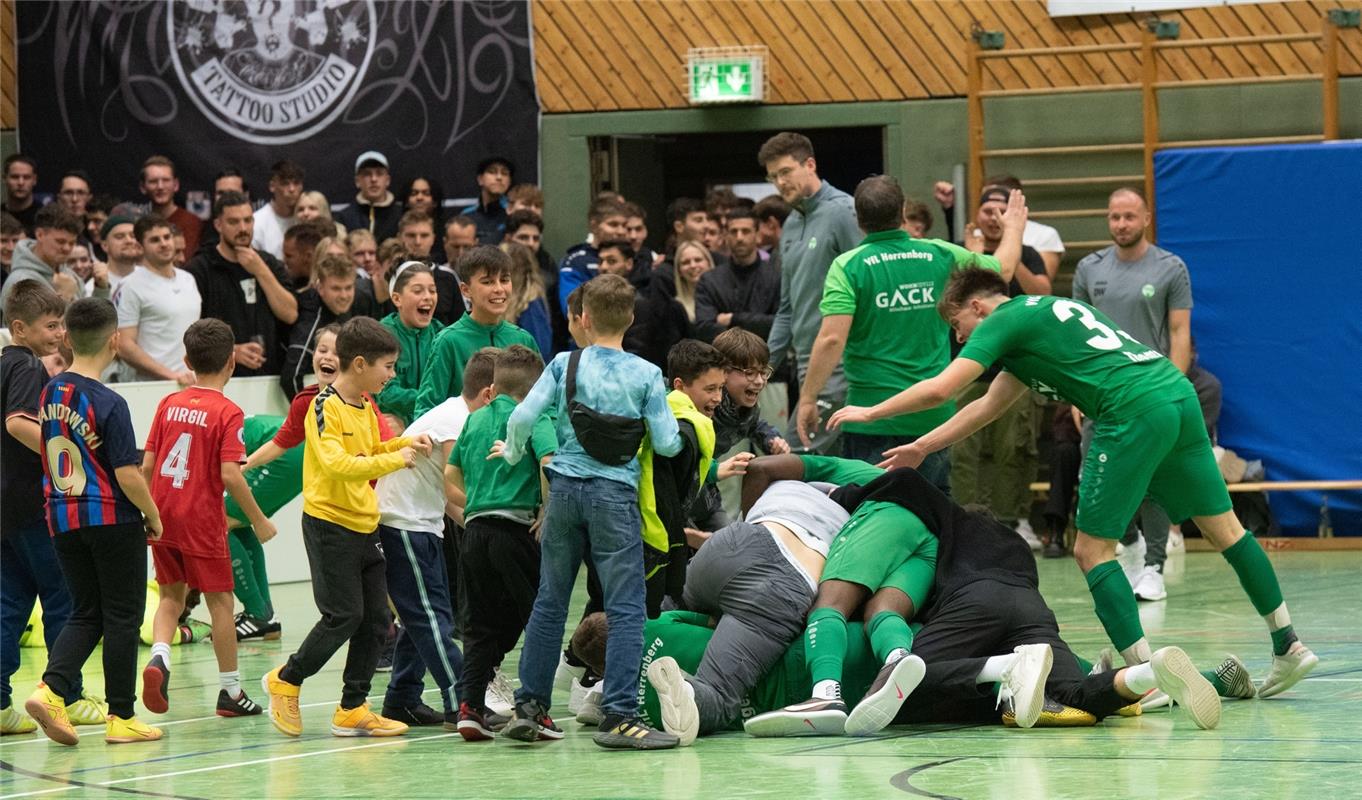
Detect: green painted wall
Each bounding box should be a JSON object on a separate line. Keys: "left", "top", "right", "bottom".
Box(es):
{"left": 539, "top": 76, "right": 1362, "bottom": 270}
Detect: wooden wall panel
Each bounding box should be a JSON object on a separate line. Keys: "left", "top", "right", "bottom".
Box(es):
{"left": 531, "top": 0, "right": 1362, "bottom": 112}
{"left": 1, "top": 0, "right": 15, "bottom": 130}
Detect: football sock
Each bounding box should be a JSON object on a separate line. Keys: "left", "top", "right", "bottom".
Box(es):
{"left": 1086, "top": 560, "right": 1148, "bottom": 661}
{"left": 866, "top": 611, "right": 914, "bottom": 665}
{"left": 1221, "top": 533, "right": 1296, "bottom": 655}
{"left": 976, "top": 655, "right": 1017, "bottom": 684}
{"left": 805, "top": 607, "right": 849, "bottom": 687}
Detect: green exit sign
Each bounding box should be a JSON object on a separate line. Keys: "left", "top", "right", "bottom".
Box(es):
{"left": 688, "top": 50, "right": 765, "bottom": 105}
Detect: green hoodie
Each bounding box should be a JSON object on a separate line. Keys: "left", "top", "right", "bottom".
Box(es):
{"left": 378, "top": 312, "right": 444, "bottom": 425}
{"left": 414, "top": 314, "right": 539, "bottom": 418}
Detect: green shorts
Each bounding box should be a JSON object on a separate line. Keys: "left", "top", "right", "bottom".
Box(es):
{"left": 821, "top": 500, "right": 938, "bottom": 606}
{"left": 1076, "top": 391, "right": 1232, "bottom": 540}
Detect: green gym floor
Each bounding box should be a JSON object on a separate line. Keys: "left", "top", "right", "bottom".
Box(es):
{"left": 2, "top": 550, "right": 1358, "bottom": 800}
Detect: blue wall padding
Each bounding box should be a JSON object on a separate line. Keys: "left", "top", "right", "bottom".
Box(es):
{"left": 1154, "top": 142, "right": 1362, "bottom": 535}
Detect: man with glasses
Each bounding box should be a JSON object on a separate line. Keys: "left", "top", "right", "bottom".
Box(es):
{"left": 57, "top": 172, "right": 92, "bottom": 219}
{"left": 757, "top": 132, "right": 861, "bottom": 455}
{"left": 797, "top": 176, "right": 1021, "bottom": 490}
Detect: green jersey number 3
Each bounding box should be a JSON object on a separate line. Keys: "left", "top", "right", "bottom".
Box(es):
{"left": 1051, "top": 299, "right": 1138, "bottom": 351}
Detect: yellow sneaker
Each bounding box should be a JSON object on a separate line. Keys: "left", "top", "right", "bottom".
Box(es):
{"left": 66, "top": 692, "right": 109, "bottom": 726}
{"left": 262, "top": 666, "right": 302, "bottom": 737}
{"left": 105, "top": 715, "right": 163, "bottom": 744}
{"left": 1, "top": 704, "right": 37, "bottom": 735}
{"left": 1003, "top": 698, "right": 1097, "bottom": 728}
{"left": 1117, "top": 701, "right": 1144, "bottom": 717}
{"left": 331, "top": 703, "right": 408, "bottom": 737}
{"left": 24, "top": 684, "right": 78, "bottom": 745}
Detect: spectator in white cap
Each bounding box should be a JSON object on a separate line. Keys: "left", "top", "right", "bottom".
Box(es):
{"left": 336, "top": 150, "right": 402, "bottom": 243}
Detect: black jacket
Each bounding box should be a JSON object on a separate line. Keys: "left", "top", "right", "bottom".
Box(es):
{"left": 625, "top": 263, "right": 691, "bottom": 370}
{"left": 831, "top": 468, "right": 1038, "bottom": 619}
{"left": 279, "top": 285, "right": 382, "bottom": 398}
{"left": 693, "top": 255, "right": 781, "bottom": 342}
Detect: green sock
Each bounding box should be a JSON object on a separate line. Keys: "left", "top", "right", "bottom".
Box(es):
{"left": 1086, "top": 561, "right": 1146, "bottom": 653}
{"left": 1221, "top": 532, "right": 1296, "bottom": 655}
{"left": 805, "top": 607, "right": 849, "bottom": 685}
{"left": 1075, "top": 655, "right": 1094, "bottom": 674}
{"left": 866, "top": 611, "right": 913, "bottom": 664}
{"left": 229, "top": 527, "right": 271, "bottom": 619}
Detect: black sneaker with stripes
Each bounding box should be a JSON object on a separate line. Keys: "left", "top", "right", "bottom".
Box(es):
{"left": 592, "top": 714, "right": 680, "bottom": 750}
{"left": 234, "top": 613, "right": 282, "bottom": 642}
{"left": 216, "top": 689, "right": 263, "bottom": 717}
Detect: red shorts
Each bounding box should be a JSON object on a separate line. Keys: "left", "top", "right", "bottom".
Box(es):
{"left": 152, "top": 545, "right": 234, "bottom": 593}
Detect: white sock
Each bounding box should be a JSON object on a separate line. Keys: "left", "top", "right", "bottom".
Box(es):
{"left": 150, "top": 642, "right": 172, "bottom": 666}
{"left": 1266, "top": 602, "right": 1291, "bottom": 632}
{"left": 975, "top": 654, "right": 1017, "bottom": 684}
{"left": 220, "top": 670, "right": 241, "bottom": 697}
{"left": 885, "top": 648, "right": 910, "bottom": 666}
{"left": 812, "top": 679, "right": 841, "bottom": 700}
{"left": 1123, "top": 663, "right": 1158, "bottom": 694}
{"left": 1119, "top": 638, "right": 1152, "bottom": 666}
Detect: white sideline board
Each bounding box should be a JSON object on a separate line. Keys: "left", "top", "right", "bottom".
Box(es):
{"left": 114, "top": 376, "right": 313, "bottom": 585}
{"left": 1048, "top": 0, "right": 1257, "bottom": 16}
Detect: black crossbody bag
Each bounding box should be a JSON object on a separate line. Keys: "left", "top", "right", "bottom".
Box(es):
{"left": 566, "top": 348, "right": 647, "bottom": 466}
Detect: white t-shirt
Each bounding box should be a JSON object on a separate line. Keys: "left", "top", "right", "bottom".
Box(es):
{"left": 377, "top": 397, "right": 471, "bottom": 536}
{"left": 1024, "top": 220, "right": 1064, "bottom": 255}
{"left": 747, "top": 480, "right": 849, "bottom": 589}
{"left": 252, "top": 204, "right": 296, "bottom": 260}
{"left": 114, "top": 266, "right": 202, "bottom": 381}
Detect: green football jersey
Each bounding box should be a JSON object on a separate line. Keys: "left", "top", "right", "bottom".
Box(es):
{"left": 224, "top": 415, "right": 303, "bottom": 526}
{"left": 958, "top": 295, "right": 1188, "bottom": 421}
{"left": 800, "top": 454, "right": 885, "bottom": 486}
{"left": 820, "top": 230, "right": 1001, "bottom": 435}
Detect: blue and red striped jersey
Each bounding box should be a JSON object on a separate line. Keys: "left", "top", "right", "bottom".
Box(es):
{"left": 39, "top": 372, "right": 142, "bottom": 533}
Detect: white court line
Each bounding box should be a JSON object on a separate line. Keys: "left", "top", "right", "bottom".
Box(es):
{"left": 0, "top": 733, "right": 460, "bottom": 799}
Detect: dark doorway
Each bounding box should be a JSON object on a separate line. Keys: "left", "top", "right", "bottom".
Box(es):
{"left": 594, "top": 127, "right": 884, "bottom": 253}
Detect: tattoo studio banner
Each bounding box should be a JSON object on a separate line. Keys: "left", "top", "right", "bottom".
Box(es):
{"left": 17, "top": 0, "right": 539, "bottom": 211}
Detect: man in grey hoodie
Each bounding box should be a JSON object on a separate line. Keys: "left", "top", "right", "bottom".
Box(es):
{"left": 0, "top": 205, "right": 105, "bottom": 322}
{"left": 759, "top": 132, "right": 862, "bottom": 455}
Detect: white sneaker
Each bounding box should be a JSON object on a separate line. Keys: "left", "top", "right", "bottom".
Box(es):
{"left": 648, "top": 657, "right": 699, "bottom": 746}
{"left": 845, "top": 653, "right": 925, "bottom": 737}
{"left": 1258, "top": 642, "right": 1319, "bottom": 698}
{"left": 1015, "top": 519, "right": 1042, "bottom": 552}
{"left": 1167, "top": 527, "right": 1186, "bottom": 554}
{"left": 999, "top": 644, "right": 1052, "bottom": 729}
{"left": 574, "top": 687, "right": 604, "bottom": 726}
{"left": 1151, "top": 646, "right": 1220, "bottom": 730}
{"left": 1132, "top": 566, "right": 1167, "bottom": 602}
{"left": 485, "top": 669, "right": 516, "bottom": 716}
{"left": 554, "top": 652, "right": 585, "bottom": 696}
{"left": 567, "top": 677, "right": 592, "bottom": 715}
{"left": 1117, "top": 533, "right": 1146, "bottom": 584}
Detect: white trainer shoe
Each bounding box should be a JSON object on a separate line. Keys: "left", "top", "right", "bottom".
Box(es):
{"left": 567, "top": 677, "right": 592, "bottom": 715}
{"left": 574, "top": 686, "right": 604, "bottom": 726}
{"left": 1015, "top": 520, "right": 1042, "bottom": 552}
{"left": 1166, "top": 527, "right": 1186, "bottom": 554}
{"left": 1132, "top": 566, "right": 1167, "bottom": 602}
{"left": 1151, "top": 646, "right": 1220, "bottom": 729}
{"left": 999, "top": 644, "right": 1052, "bottom": 729}
{"left": 648, "top": 657, "right": 699, "bottom": 745}
{"left": 1258, "top": 642, "right": 1319, "bottom": 699}
{"left": 485, "top": 669, "right": 516, "bottom": 716}
{"left": 1117, "top": 533, "right": 1146, "bottom": 584}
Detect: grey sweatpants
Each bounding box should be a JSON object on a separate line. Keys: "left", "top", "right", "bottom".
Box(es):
{"left": 681, "top": 521, "right": 814, "bottom": 733}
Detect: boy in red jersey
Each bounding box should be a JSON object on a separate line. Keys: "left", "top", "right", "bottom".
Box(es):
{"left": 140, "top": 319, "right": 275, "bottom": 718}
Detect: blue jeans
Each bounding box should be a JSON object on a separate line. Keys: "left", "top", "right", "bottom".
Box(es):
{"left": 842, "top": 432, "right": 952, "bottom": 496}
{"left": 379, "top": 526, "right": 464, "bottom": 714}
{"left": 516, "top": 474, "right": 645, "bottom": 717}
{"left": 2, "top": 521, "right": 80, "bottom": 708}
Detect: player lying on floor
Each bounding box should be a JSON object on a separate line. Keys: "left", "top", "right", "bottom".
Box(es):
{"left": 745, "top": 466, "right": 1241, "bottom": 736}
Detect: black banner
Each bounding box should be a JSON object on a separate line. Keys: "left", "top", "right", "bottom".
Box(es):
{"left": 17, "top": 0, "right": 539, "bottom": 213}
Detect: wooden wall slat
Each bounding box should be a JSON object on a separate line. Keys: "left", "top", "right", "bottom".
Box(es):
{"left": 530, "top": 0, "right": 1362, "bottom": 113}
{"left": 0, "top": 0, "right": 14, "bottom": 130}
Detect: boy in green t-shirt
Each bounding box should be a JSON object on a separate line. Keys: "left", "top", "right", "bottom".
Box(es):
{"left": 831, "top": 267, "right": 1316, "bottom": 698}
{"left": 416, "top": 247, "right": 539, "bottom": 418}
{"left": 445, "top": 345, "right": 556, "bottom": 740}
